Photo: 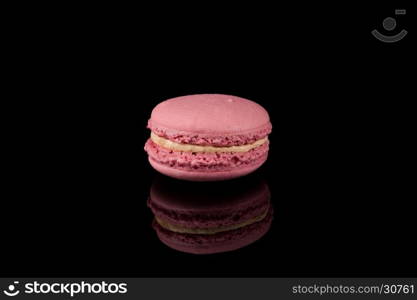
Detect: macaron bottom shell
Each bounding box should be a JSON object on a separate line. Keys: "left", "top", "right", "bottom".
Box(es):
{"left": 148, "top": 155, "right": 267, "bottom": 181}
{"left": 145, "top": 139, "right": 269, "bottom": 181}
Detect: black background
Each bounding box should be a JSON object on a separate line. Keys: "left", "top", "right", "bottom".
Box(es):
{"left": 2, "top": 2, "right": 414, "bottom": 277}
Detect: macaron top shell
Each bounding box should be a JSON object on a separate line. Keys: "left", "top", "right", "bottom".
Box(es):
{"left": 148, "top": 94, "right": 271, "bottom": 145}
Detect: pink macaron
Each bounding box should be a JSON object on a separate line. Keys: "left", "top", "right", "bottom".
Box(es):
{"left": 144, "top": 94, "right": 272, "bottom": 181}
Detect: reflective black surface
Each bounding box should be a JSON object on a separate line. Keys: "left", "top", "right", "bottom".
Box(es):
{"left": 2, "top": 3, "right": 414, "bottom": 277}
{"left": 148, "top": 175, "right": 273, "bottom": 255}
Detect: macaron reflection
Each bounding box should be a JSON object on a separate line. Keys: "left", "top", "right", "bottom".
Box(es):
{"left": 148, "top": 176, "right": 273, "bottom": 254}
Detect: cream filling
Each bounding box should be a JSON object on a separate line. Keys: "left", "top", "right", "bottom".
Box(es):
{"left": 150, "top": 132, "right": 267, "bottom": 153}
{"left": 155, "top": 209, "right": 268, "bottom": 235}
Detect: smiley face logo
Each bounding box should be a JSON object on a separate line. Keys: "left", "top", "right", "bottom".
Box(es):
{"left": 3, "top": 282, "right": 20, "bottom": 297}
{"left": 372, "top": 9, "right": 407, "bottom": 43}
